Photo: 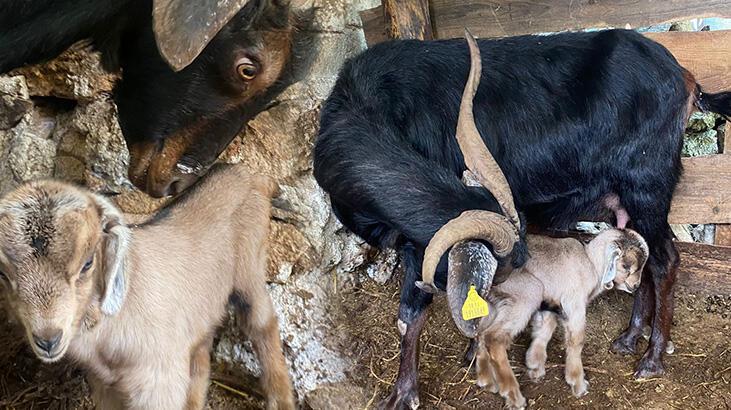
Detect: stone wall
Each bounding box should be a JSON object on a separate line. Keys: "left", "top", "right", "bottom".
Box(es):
{"left": 0, "top": 0, "right": 382, "bottom": 405}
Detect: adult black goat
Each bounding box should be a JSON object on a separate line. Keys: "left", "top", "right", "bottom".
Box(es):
{"left": 313, "top": 29, "right": 731, "bottom": 408}
{"left": 1, "top": 0, "right": 309, "bottom": 197}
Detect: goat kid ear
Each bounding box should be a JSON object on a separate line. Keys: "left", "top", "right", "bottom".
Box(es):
{"left": 93, "top": 195, "right": 131, "bottom": 316}
{"left": 602, "top": 246, "right": 621, "bottom": 290}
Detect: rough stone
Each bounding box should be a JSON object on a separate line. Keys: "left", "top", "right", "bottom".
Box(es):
{"left": 0, "top": 76, "right": 33, "bottom": 129}
{"left": 10, "top": 45, "right": 117, "bottom": 101}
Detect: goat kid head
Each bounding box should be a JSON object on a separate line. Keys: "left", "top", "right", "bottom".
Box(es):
{"left": 115, "top": 0, "right": 302, "bottom": 197}
{"left": 595, "top": 229, "right": 648, "bottom": 294}
{"left": 0, "top": 181, "right": 130, "bottom": 362}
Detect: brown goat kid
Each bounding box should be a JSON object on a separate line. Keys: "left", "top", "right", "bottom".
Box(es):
{"left": 0, "top": 165, "right": 294, "bottom": 409}
{"left": 475, "top": 229, "right": 649, "bottom": 409}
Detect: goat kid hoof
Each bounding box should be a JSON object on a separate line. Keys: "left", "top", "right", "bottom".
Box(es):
{"left": 379, "top": 388, "right": 420, "bottom": 410}
{"left": 476, "top": 376, "right": 498, "bottom": 393}
{"left": 527, "top": 367, "right": 546, "bottom": 382}
{"left": 503, "top": 394, "right": 527, "bottom": 410}
{"left": 634, "top": 357, "right": 665, "bottom": 379}
{"left": 570, "top": 379, "right": 589, "bottom": 398}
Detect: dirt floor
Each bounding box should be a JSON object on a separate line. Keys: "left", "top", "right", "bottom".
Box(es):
{"left": 1, "top": 269, "right": 730, "bottom": 409}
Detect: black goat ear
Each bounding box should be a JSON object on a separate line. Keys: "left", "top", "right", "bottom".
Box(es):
{"left": 152, "top": 0, "right": 254, "bottom": 71}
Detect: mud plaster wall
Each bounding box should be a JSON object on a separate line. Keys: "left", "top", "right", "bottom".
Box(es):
{"left": 0, "top": 0, "right": 388, "bottom": 406}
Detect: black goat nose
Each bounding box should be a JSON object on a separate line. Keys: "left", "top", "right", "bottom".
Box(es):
{"left": 33, "top": 329, "right": 63, "bottom": 353}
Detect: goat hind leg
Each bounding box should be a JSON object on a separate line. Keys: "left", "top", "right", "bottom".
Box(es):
{"left": 635, "top": 238, "right": 679, "bottom": 379}
{"left": 526, "top": 311, "right": 557, "bottom": 382}
{"left": 611, "top": 270, "right": 655, "bottom": 355}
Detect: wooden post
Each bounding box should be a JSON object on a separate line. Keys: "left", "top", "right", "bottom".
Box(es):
{"left": 715, "top": 122, "right": 731, "bottom": 246}
{"left": 383, "top": 0, "right": 433, "bottom": 40}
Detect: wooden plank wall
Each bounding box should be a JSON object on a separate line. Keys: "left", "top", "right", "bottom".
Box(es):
{"left": 362, "top": 0, "right": 731, "bottom": 44}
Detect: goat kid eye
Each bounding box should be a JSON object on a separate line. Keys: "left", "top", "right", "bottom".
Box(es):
{"left": 81, "top": 257, "right": 94, "bottom": 274}
{"left": 0, "top": 271, "right": 7, "bottom": 282}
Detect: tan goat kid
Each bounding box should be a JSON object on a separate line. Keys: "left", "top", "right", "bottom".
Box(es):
{"left": 0, "top": 165, "right": 294, "bottom": 409}
{"left": 475, "top": 229, "right": 648, "bottom": 409}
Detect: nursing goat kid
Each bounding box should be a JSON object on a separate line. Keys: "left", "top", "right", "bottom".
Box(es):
{"left": 467, "top": 228, "right": 648, "bottom": 409}
{"left": 0, "top": 165, "right": 294, "bottom": 409}
{"left": 314, "top": 26, "right": 731, "bottom": 409}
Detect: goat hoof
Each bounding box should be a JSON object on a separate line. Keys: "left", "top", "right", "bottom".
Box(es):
{"left": 476, "top": 375, "right": 498, "bottom": 393}
{"left": 379, "top": 387, "right": 420, "bottom": 410}
{"left": 570, "top": 378, "right": 589, "bottom": 398}
{"left": 504, "top": 392, "right": 527, "bottom": 410}
{"left": 527, "top": 367, "right": 546, "bottom": 382}
{"left": 634, "top": 356, "right": 665, "bottom": 379}
{"left": 610, "top": 332, "right": 640, "bottom": 355}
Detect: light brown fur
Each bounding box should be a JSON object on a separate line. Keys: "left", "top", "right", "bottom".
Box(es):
{"left": 475, "top": 229, "right": 649, "bottom": 409}
{"left": 0, "top": 164, "right": 294, "bottom": 410}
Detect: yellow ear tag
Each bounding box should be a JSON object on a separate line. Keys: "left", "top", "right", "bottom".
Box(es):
{"left": 462, "top": 285, "right": 489, "bottom": 321}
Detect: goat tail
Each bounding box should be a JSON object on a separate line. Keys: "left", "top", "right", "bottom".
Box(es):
{"left": 696, "top": 87, "right": 731, "bottom": 119}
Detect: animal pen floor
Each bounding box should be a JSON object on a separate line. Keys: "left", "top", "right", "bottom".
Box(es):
{"left": 1, "top": 264, "right": 730, "bottom": 409}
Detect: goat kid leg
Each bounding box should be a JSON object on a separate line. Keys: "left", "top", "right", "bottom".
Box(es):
{"left": 561, "top": 306, "right": 588, "bottom": 397}
{"left": 185, "top": 336, "right": 213, "bottom": 410}
{"left": 526, "top": 311, "right": 558, "bottom": 382}
{"left": 234, "top": 284, "right": 294, "bottom": 410}
{"left": 612, "top": 267, "right": 655, "bottom": 355}
{"left": 88, "top": 375, "right": 124, "bottom": 410}
{"left": 475, "top": 336, "right": 498, "bottom": 393}
{"left": 487, "top": 338, "right": 526, "bottom": 410}
{"left": 635, "top": 239, "right": 679, "bottom": 379}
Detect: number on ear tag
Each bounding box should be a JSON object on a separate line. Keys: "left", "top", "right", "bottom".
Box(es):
{"left": 462, "top": 285, "right": 489, "bottom": 321}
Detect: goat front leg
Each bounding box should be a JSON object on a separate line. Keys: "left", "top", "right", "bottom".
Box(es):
{"left": 185, "top": 336, "right": 213, "bottom": 410}
{"left": 380, "top": 243, "right": 432, "bottom": 410}
{"left": 635, "top": 238, "right": 679, "bottom": 378}
{"left": 234, "top": 284, "right": 294, "bottom": 410}
{"left": 475, "top": 336, "right": 498, "bottom": 393}
{"left": 525, "top": 311, "right": 558, "bottom": 382}
{"left": 561, "top": 304, "right": 589, "bottom": 397}
{"left": 487, "top": 336, "right": 526, "bottom": 410}
{"left": 88, "top": 374, "right": 124, "bottom": 410}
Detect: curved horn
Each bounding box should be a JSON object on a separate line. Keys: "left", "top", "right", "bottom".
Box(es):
{"left": 417, "top": 210, "right": 516, "bottom": 292}
{"left": 417, "top": 29, "right": 521, "bottom": 293}
{"left": 153, "top": 0, "right": 255, "bottom": 71}
{"left": 457, "top": 29, "right": 521, "bottom": 231}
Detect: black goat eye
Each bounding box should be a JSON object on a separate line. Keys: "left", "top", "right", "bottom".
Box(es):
{"left": 81, "top": 257, "right": 94, "bottom": 274}
{"left": 0, "top": 271, "right": 6, "bottom": 281}
{"left": 236, "top": 62, "right": 258, "bottom": 80}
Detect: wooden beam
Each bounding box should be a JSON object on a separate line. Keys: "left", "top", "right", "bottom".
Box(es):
{"left": 362, "top": 11, "right": 731, "bottom": 93}
{"left": 714, "top": 122, "right": 731, "bottom": 245}
{"left": 362, "top": 1, "right": 731, "bottom": 44}
{"left": 645, "top": 30, "right": 731, "bottom": 93}
{"left": 676, "top": 241, "right": 731, "bottom": 295}
{"left": 669, "top": 154, "right": 731, "bottom": 224}
{"left": 383, "top": 0, "right": 433, "bottom": 40}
